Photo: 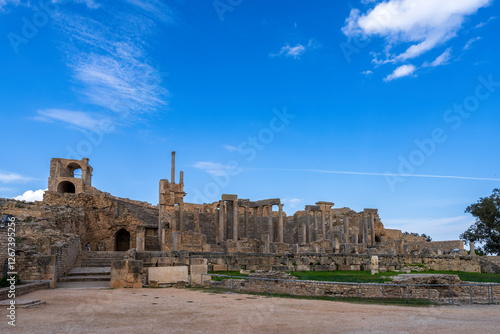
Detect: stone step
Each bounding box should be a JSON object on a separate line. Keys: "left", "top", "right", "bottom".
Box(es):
{"left": 68, "top": 267, "right": 111, "bottom": 276}
{"left": 59, "top": 275, "right": 111, "bottom": 282}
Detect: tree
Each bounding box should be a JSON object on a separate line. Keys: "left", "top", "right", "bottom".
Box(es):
{"left": 460, "top": 188, "right": 500, "bottom": 255}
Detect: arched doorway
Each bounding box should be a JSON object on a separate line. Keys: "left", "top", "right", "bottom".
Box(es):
{"left": 115, "top": 229, "right": 130, "bottom": 251}
{"left": 57, "top": 181, "right": 76, "bottom": 194}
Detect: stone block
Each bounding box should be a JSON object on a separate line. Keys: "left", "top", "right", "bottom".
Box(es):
{"left": 148, "top": 266, "right": 188, "bottom": 284}
{"left": 150, "top": 280, "right": 159, "bottom": 288}
{"left": 111, "top": 260, "right": 143, "bottom": 289}
{"left": 190, "top": 264, "right": 208, "bottom": 287}
{"left": 212, "top": 264, "right": 228, "bottom": 272}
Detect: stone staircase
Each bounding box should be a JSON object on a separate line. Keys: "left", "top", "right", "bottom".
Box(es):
{"left": 58, "top": 251, "right": 126, "bottom": 288}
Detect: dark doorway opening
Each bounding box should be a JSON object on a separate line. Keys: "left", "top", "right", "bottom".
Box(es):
{"left": 115, "top": 229, "right": 130, "bottom": 251}
{"left": 57, "top": 181, "right": 76, "bottom": 194}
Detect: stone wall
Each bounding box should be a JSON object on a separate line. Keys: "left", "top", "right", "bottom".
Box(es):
{"left": 0, "top": 281, "right": 51, "bottom": 301}
{"left": 133, "top": 251, "right": 482, "bottom": 274}
{"left": 0, "top": 226, "right": 7, "bottom": 277}
{"left": 54, "top": 237, "right": 81, "bottom": 278}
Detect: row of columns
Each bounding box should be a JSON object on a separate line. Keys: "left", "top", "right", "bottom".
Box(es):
{"left": 215, "top": 202, "right": 284, "bottom": 244}
{"left": 300, "top": 211, "right": 377, "bottom": 247}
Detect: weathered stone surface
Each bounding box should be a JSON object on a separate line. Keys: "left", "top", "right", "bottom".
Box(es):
{"left": 148, "top": 266, "right": 188, "bottom": 284}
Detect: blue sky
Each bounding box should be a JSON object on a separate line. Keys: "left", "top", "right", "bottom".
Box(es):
{"left": 1, "top": 0, "right": 499, "bottom": 242}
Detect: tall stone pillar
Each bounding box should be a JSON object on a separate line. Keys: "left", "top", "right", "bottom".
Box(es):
{"left": 268, "top": 205, "right": 274, "bottom": 243}
{"left": 301, "top": 215, "right": 307, "bottom": 244}
{"left": 278, "top": 204, "right": 284, "bottom": 243}
{"left": 179, "top": 203, "right": 184, "bottom": 232}
{"left": 470, "top": 241, "right": 476, "bottom": 256}
{"left": 218, "top": 200, "right": 225, "bottom": 242}
{"left": 232, "top": 200, "right": 239, "bottom": 240}
{"left": 215, "top": 208, "right": 220, "bottom": 244}
{"left": 330, "top": 214, "right": 335, "bottom": 242}
{"left": 343, "top": 216, "right": 349, "bottom": 244}
{"left": 363, "top": 215, "right": 369, "bottom": 245}
{"left": 244, "top": 206, "right": 249, "bottom": 238}
{"left": 358, "top": 216, "right": 364, "bottom": 244}
{"left": 194, "top": 208, "right": 200, "bottom": 233}
{"left": 259, "top": 206, "right": 264, "bottom": 242}
{"left": 313, "top": 211, "right": 318, "bottom": 241}
{"left": 254, "top": 207, "right": 259, "bottom": 239}
{"left": 321, "top": 210, "right": 326, "bottom": 240}
{"left": 306, "top": 211, "right": 311, "bottom": 243}
{"left": 370, "top": 213, "right": 375, "bottom": 246}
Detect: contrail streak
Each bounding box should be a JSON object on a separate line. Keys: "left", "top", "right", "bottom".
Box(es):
{"left": 244, "top": 168, "right": 500, "bottom": 182}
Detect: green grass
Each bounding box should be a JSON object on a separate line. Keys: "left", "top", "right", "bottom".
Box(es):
{"left": 208, "top": 271, "right": 249, "bottom": 281}
{"left": 207, "top": 270, "right": 500, "bottom": 283}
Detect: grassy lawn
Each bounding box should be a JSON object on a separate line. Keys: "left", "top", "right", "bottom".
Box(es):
{"left": 207, "top": 270, "right": 500, "bottom": 283}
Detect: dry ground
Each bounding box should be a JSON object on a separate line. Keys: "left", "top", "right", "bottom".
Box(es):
{"left": 2, "top": 287, "right": 500, "bottom": 333}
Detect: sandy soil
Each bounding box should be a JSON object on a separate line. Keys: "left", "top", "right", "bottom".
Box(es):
{"left": 2, "top": 288, "right": 500, "bottom": 334}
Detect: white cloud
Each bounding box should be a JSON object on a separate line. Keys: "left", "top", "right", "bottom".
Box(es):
{"left": 464, "top": 37, "right": 481, "bottom": 50}
{"left": 223, "top": 145, "right": 239, "bottom": 152}
{"left": 474, "top": 16, "right": 496, "bottom": 28}
{"left": 125, "top": 0, "right": 173, "bottom": 22}
{"left": 193, "top": 162, "right": 230, "bottom": 176}
{"left": 384, "top": 64, "right": 416, "bottom": 81}
{"left": 424, "top": 48, "right": 452, "bottom": 67}
{"left": 13, "top": 189, "right": 46, "bottom": 202}
{"left": 343, "top": 0, "right": 491, "bottom": 63}
{"left": 35, "top": 109, "right": 112, "bottom": 131}
{"left": 384, "top": 215, "right": 474, "bottom": 241}
{"left": 270, "top": 43, "right": 306, "bottom": 59}
{"left": 0, "top": 0, "right": 20, "bottom": 11}
{"left": 0, "top": 172, "right": 33, "bottom": 183}
{"left": 282, "top": 198, "right": 303, "bottom": 209}
{"left": 362, "top": 70, "right": 373, "bottom": 75}
{"left": 53, "top": 5, "right": 168, "bottom": 121}
{"left": 71, "top": 0, "right": 100, "bottom": 9}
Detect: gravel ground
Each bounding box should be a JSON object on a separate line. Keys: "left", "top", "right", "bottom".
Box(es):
{"left": 2, "top": 288, "right": 500, "bottom": 333}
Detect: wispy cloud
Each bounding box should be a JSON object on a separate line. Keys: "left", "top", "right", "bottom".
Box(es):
{"left": 51, "top": 3, "right": 169, "bottom": 123}
{"left": 423, "top": 48, "right": 452, "bottom": 67}
{"left": 0, "top": 172, "right": 34, "bottom": 183}
{"left": 282, "top": 198, "right": 303, "bottom": 209}
{"left": 35, "top": 109, "right": 112, "bottom": 131}
{"left": 362, "top": 70, "right": 373, "bottom": 76}
{"left": 193, "top": 162, "right": 230, "bottom": 176}
{"left": 245, "top": 167, "right": 500, "bottom": 182}
{"left": 270, "top": 43, "right": 306, "bottom": 59}
{"left": 474, "top": 16, "right": 496, "bottom": 29}
{"left": 223, "top": 145, "right": 239, "bottom": 152}
{"left": 464, "top": 37, "right": 481, "bottom": 50}
{"left": 0, "top": 0, "right": 20, "bottom": 11}
{"left": 384, "top": 64, "right": 416, "bottom": 81}
{"left": 13, "top": 189, "right": 46, "bottom": 202}
{"left": 125, "top": 0, "right": 173, "bottom": 22}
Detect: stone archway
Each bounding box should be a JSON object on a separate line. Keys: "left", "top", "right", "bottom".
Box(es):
{"left": 57, "top": 181, "right": 76, "bottom": 194}
{"left": 115, "top": 229, "right": 131, "bottom": 251}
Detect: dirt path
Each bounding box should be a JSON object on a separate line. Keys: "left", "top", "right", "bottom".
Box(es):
{"left": 2, "top": 288, "right": 499, "bottom": 333}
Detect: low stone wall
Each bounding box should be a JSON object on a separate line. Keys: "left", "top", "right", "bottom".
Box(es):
{"left": 134, "top": 251, "right": 482, "bottom": 274}
{"left": 54, "top": 237, "right": 81, "bottom": 278}
{"left": 0, "top": 281, "right": 51, "bottom": 301}
{"left": 214, "top": 278, "right": 500, "bottom": 304}
{"left": 111, "top": 260, "right": 143, "bottom": 288}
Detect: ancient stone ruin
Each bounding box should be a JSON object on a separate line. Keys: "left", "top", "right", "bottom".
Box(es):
{"left": 1, "top": 153, "right": 496, "bottom": 290}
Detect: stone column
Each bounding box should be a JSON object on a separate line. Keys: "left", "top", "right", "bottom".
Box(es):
{"left": 268, "top": 205, "right": 274, "bottom": 243}
{"left": 232, "top": 200, "right": 239, "bottom": 240}
{"left": 136, "top": 226, "right": 145, "bottom": 252}
{"left": 358, "top": 216, "right": 364, "bottom": 244}
{"left": 254, "top": 207, "right": 258, "bottom": 239}
{"left": 244, "top": 206, "right": 249, "bottom": 238}
{"left": 330, "top": 214, "right": 335, "bottom": 242}
{"left": 363, "top": 215, "right": 369, "bottom": 245}
{"left": 218, "top": 200, "right": 225, "bottom": 242}
{"left": 306, "top": 211, "right": 311, "bottom": 243}
{"left": 278, "top": 204, "right": 284, "bottom": 243}
{"left": 353, "top": 229, "right": 359, "bottom": 244}
{"left": 179, "top": 203, "right": 184, "bottom": 232}
{"left": 215, "top": 208, "right": 220, "bottom": 244}
{"left": 343, "top": 216, "right": 349, "bottom": 244}
{"left": 370, "top": 213, "right": 375, "bottom": 246}
{"left": 259, "top": 206, "right": 264, "bottom": 242}
{"left": 301, "top": 216, "right": 307, "bottom": 244}
{"left": 313, "top": 211, "right": 318, "bottom": 241}
{"left": 194, "top": 208, "right": 200, "bottom": 233}
{"left": 470, "top": 241, "right": 476, "bottom": 256}
{"left": 321, "top": 209, "right": 326, "bottom": 240}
